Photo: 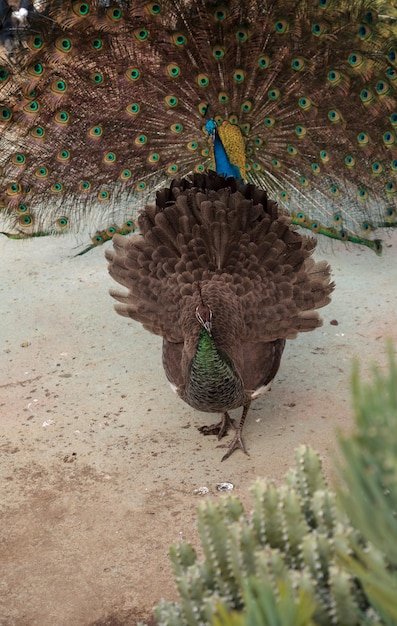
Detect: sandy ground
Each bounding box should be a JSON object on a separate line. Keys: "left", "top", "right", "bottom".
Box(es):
{"left": 1, "top": 229, "right": 396, "bottom": 625}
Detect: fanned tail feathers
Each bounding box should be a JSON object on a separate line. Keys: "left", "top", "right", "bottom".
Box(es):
{"left": 1, "top": 0, "right": 397, "bottom": 251}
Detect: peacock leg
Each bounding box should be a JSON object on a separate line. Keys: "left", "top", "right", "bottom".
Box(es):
{"left": 217, "top": 401, "right": 251, "bottom": 461}
{"left": 197, "top": 411, "right": 235, "bottom": 440}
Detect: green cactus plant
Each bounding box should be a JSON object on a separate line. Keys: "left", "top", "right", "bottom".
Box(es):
{"left": 152, "top": 347, "right": 397, "bottom": 626}
{"left": 212, "top": 578, "right": 316, "bottom": 626}
{"left": 337, "top": 346, "right": 397, "bottom": 626}
{"left": 155, "top": 446, "right": 378, "bottom": 626}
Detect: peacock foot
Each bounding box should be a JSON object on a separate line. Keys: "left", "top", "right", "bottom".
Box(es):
{"left": 197, "top": 411, "right": 235, "bottom": 440}
{"left": 217, "top": 429, "right": 248, "bottom": 462}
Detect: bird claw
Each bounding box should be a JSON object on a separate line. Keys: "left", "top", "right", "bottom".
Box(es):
{"left": 217, "top": 429, "right": 249, "bottom": 462}
{"left": 198, "top": 412, "right": 235, "bottom": 440}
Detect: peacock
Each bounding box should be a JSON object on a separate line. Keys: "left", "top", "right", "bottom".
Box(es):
{"left": 0, "top": 0, "right": 397, "bottom": 253}
{"left": 0, "top": 0, "right": 393, "bottom": 457}
{"left": 106, "top": 173, "right": 334, "bottom": 460}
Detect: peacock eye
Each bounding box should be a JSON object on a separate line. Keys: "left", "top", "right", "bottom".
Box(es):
{"left": 107, "top": 7, "right": 123, "bottom": 20}
{"left": 125, "top": 68, "right": 141, "bottom": 82}
{"left": 145, "top": 2, "right": 161, "bottom": 15}
{"left": 167, "top": 63, "right": 181, "bottom": 78}
{"left": 1, "top": 106, "right": 12, "bottom": 121}
{"left": 56, "top": 217, "right": 69, "bottom": 228}
{"left": 31, "top": 126, "right": 45, "bottom": 138}
{"left": 120, "top": 169, "right": 132, "bottom": 180}
{"left": 91, "top": 72, "right": 104, "bottom": 85}
{"left": 233, "top": 70, "right": 245, "bottom": 83}
{"left": 73, "top": 2, "right": 90, "bottom": 17}
{"left": 172, "top": 33, "right": 187, "bottom": 47}
{"left": 212, "top": 46, "right": 225, "bottom": 60}
{"left": 91, "top": 38, "right": 103, "bottom": 50}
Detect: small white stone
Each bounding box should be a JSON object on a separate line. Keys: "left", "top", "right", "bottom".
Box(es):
{"left": 216, "top": 482, "right": 234, "bottom": 492}
{"left": 193, "top": 486, "right": 209, "bottom": 496}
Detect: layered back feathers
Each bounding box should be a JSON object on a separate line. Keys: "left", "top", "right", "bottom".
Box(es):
{"left": 106, "top": 173, "right": 334, "bottom": 347}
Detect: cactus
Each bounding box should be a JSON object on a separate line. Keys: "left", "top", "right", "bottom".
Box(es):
{"left": 155, "top": 446, "right": 379, "bottom": 626}
{"left": 337, "top": 346, "right": 397, "bottom": 626}
{"left": 153, "top": 347, "right": 397, "bottom": 626}
{"left": 212, "top": 578, "right": 316, "bottom": 626}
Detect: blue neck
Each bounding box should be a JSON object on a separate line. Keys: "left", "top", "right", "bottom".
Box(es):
{"left": 205, "top": 119, "right": 242, "bottom": 179}
{"left": 212, "top": 132, "right": 242, "bottom": 179}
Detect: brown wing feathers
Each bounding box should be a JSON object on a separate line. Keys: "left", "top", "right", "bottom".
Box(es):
{"left": 106, "top": 173, "right": 334, "bottom": 343}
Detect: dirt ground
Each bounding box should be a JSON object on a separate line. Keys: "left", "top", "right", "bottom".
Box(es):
{"left": 1, "top": 229, "right": 396, "bottom": 625}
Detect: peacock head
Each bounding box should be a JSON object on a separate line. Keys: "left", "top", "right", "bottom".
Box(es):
{"left": 195, "top": 303, "right": 212, "bottom": 336}
{"left": 205, "top": 119, "right": 217, "bottom": 143}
